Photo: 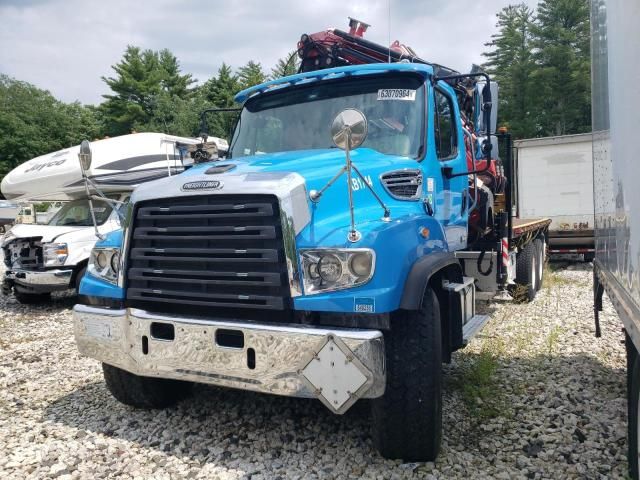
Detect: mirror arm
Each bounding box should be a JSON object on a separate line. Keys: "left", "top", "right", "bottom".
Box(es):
{"left": 81, "top": 175, "right": 105, "bottom": 241}
{"left": 443, "top": 157, "right": 492, "bottom": 179}
{"left": 350, "top": 162, "right": 391, "bottom": 219}
{"left": 83, "top": 176, "right": 126, "bottom": 223}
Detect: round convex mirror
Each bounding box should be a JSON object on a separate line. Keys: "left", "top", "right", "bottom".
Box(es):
{"left": 78, "top": 140, "right": 92, "bottom": 172}
{"left": 330, "top": 108, "right": 368, "bottom": 150}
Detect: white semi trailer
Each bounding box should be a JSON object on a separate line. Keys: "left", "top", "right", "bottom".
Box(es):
{"left": 516, "top": 133, "right": 594, "bottom": 259}
{"left": 591, "top": 1, "right": 640, "bottom": 478}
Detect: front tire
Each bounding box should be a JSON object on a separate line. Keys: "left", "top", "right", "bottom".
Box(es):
{"left": 102, "top": 363, "right": 192, "bottom": 409}
{"left": 75, "top": 266, "right": 87, "bottom": 292}
{"left": 371, "top": 286, "right": 442, "bottom": 461}
{"left": 14, "top": 291, "right": 51, "bottom": 304}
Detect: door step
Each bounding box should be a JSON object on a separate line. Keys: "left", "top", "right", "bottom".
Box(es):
{"left": 462, "top": 314, "right": 491, "bottom": 345}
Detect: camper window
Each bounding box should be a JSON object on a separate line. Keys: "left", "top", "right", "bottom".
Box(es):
{"left": 48, "top": 198, "right": 114, "bottom": 227}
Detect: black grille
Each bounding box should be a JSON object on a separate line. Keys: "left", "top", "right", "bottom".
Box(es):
{"left": 125, "top": 194, "right": 291, "bottom": 321}
{"left": 380, "top": 170, "right": 422, "bottom": 199}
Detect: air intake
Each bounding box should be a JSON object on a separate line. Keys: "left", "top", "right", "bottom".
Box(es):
{"left": 380, "top": 169, "right": 423, "bottom": 200}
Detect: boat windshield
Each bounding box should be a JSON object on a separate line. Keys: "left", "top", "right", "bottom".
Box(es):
{"left": 229, "top": 74, "right": 425, "bottom": 159}
{"left": 48, "top": 198, "right": 114, "bottom": 227}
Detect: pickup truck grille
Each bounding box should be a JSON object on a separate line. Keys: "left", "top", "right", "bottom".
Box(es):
{"left": 3, "top": 238, "right": 43, "bottom": 269}
{"left": 125, "top": 194, "right": 291, "bottom": 321}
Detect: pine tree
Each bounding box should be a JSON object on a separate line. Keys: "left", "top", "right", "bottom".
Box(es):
{"left": 100, "top": 46, "right": 195, "bottom": 136}
{"left": 203, "top": 63, "right": 240, "bottom": 108}
{"left": 270, "top": 51, "right": 300, "bottom": 79}
{"left": 483, "top": 4, "right": 537, "bottom": 138}
{"left": 532, "top": 0, "right": 591, "bottom": 136}
{"left": 237, "top": 61, "right": 267, "bottom": 90}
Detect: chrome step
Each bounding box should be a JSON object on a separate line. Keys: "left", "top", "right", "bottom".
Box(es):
{"left": 462, "top": 314, "right": 491, "bottom": 345}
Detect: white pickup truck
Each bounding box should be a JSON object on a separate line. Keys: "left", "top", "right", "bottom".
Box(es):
{"left": 1, "top": 195, "right": 126, "bottom": 303}
{"left": 1, "top": 132, "right": 223, "bottom": 303}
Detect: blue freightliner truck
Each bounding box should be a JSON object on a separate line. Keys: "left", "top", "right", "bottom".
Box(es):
{"left": 72, "top": 28, "right": 550, "bottom": 461}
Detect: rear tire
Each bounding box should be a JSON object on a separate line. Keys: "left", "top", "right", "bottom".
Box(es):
{"left": 628, "top": 339, "right": 640, "bottom": 480}
{"left": 371, "top": 286, "right": 442, "bottom": 461}
{"left": 534, "top": 238, "right": 545, "bottom": 291}
{"left": 102, "top": 363, "right": 192, "bottom": 409}
{"left": 513, "top": 242, "right": 538, "bottom": 302}
{"left": 14, "top": 291, "right": 51, "bottom": 304}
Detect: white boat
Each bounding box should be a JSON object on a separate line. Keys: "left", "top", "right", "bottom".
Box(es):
{"left": 0, "top": 132, "right": 223, "bottom": 202}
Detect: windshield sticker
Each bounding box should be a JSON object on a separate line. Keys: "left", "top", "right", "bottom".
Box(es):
{"left": 377, "top": 89, "right": 417, "bottom": 101}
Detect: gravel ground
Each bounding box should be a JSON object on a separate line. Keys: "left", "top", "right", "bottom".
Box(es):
{"left": 0, "top": 261, "right": 628, "bottom": 479}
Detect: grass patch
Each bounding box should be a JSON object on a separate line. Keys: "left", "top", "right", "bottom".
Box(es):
{"left": 510, "top": 283, "right": 531, "bottom": 304}
{"left": 543, "top": 266, "right": 572, "bottom": 289}
{"left": 456, "top": 339, "right": 507, "bottom": 420}
{"left": 545, "top": 325, "right": 563, "bottom": 355}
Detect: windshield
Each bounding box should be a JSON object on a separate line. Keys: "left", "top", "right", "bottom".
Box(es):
{"left": 48, "top": 199, "right": 114, "bottom": 227}
{"left": 230, "top": 74, "right": 425, "bottom": 159}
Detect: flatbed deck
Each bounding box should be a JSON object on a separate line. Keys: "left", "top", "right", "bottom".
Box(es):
{"left": 512, "top": 217, "right": 552, "bottom": 237}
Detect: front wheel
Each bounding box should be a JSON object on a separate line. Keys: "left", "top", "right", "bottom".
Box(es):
{"left": 371, "top": 286, "right": 442, "bottom": 461}
{"left": 14, "top": 291, "right": 51, "bottom": 304}
{"left": 75, "top": 266, "right": 87, "bottom": 292}
{"left": 102, "top": 363, "right": 192, "bottom": 409}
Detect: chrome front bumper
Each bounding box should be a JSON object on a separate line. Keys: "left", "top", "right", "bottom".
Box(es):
{"left": 5, "top": 267, "right": 73, "bottom": 292}
{"left": 73, "top": 305, "right": 386, "bottom": 413}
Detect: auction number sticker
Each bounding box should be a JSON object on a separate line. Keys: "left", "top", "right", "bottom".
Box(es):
{"left": 377, "top": 89, "right": 416, "bottom": 101}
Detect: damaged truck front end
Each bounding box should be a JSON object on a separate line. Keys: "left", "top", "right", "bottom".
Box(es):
{"left": 2, "top": 233, "right": 73, "bottom": 298}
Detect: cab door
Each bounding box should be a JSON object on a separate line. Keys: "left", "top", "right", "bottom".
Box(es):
{"left": 429, "top": 82, "right": 469, "bottom": 251}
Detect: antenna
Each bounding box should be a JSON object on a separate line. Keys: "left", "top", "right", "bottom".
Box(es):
{"left": 387, "top": 0, "right": 391, "bottom": 63}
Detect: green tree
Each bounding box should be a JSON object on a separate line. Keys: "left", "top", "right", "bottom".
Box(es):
{"left": 0, "top": 75, "right": 100, "bottom": 183}
{"left": 200, "top": 64, "right": 242, "bottom": 140}
{"left": 237, "top": 61, "right": 267, "bottom": 90}
{"left": 203, "top": 63, "right": 240, "bottom": 108}
{"left": 483, "top": 4, "right": 538, "bottom": 138}
{"left": 270, "top": 51, "right": 300, "bottom": 79}
{"left": 100, "top": 46, "right": 195, "bottom": 136}
{"left": 532, "top": 0, "right": 591, "bottom": 136}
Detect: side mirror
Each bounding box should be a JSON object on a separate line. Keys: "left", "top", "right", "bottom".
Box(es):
{"left": 475, "top": 81, "right": 499, "bottom": 135}
{"left": 331, "top": 108, "right": 368, "bottom": 150}
{"left": 78, "top": 140, "right": 92, "bottom": 173}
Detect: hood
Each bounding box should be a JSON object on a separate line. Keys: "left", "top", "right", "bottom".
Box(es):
{"left": 2, "top": 223, "right": 90, "bottom": 245}
{"left": 130, "top": 147, "right": 425, "bottom": 246}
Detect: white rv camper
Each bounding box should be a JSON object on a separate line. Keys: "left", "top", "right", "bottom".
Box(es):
{"left": 0, "top": 132, "right": 208, "bottom": 303}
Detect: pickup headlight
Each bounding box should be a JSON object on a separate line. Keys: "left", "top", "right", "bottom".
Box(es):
{"left": 88, "top": 247, "right": 120, "bottom": 284}
{"left": 43, "top": 243, "right": 68, "bottom": 266}
{"left": 300, "top": 249, "right": 375, "bottom": 295}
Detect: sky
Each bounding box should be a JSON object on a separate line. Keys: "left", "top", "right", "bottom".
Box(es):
{"left": 0, "top": 0, "right": 538, "bottom": 105}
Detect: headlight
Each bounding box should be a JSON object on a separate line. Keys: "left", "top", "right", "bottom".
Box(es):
{"left": 43, "top": 242, "right": 68, "bottom": 267}
{"left": 88, "top": 247, "right": 120, "bottom": 284}
{"left": 299, "top": 249, "right": 375, "bottom": 295}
